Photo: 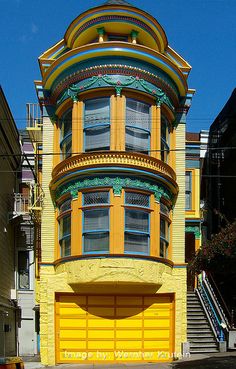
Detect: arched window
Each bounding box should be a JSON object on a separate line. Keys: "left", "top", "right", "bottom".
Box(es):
{"left": 60, "top": 110, "right": 72, "bottom": 160}
{"left": 84, "top": 98, "right": 110, "bottom": 152}
{"left": 126, "top": 98, "right": 151, "bottom": 154}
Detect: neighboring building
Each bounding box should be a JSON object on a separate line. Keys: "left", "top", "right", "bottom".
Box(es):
{"left": 201, "top": 88, "right": 236, "bottom": 319}
{"left": 0, "top": 86, "right": 21, "bottom": 356}
{"left": 185, "top": 132, "right": 201, "bottom": 290}
{"left": 16, "top": 130, "right": 38, "bottom": 356}
{"left": 202, "top": 88, "right": 236, "bottom": 236}
{"left": 33, "top": 0, "right": 194, "bottom": 364}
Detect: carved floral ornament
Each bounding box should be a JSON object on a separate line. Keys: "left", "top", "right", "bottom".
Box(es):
{"left": 53, "top": 176, "right": 173, "bottom": 204}
{"left": 56, "top": 73, "right": 174, "bottom": 109}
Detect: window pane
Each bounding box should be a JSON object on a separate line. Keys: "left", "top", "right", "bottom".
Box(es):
{"left": 160, "top": 239, "right": 168, "bottom": 258}
{"left": 85, "top": 126, "right": 110, "bottom": 151}
{"left": 84, "top": 232, "right": 109, "bottom": 253}
{"left": 61, "top": 136, "right": 72, "bottom": 159}
{"left": 186, "top": 172, "right": 191, "bottom": 191}
{"left": 60, "top": 237, "right": 71, "bottom": 257}
{"left": 59, "top": 199, "right": 71, "bottom": 214}
{"left": 125, "top": 209, "right": 149, "bottom": 232}
{"left": 160, "top": 203, "right": 170, "bottom": 217}
{"left": 84, "top": 191, "right": 109, "bottom": 205}
{"left": 125, "top": 127, "right": 149, "bottom": 152}
{"left": 18, "top": 251, "right": 29, "bottom": 289}
{"left": 126, "top": 99, "right": 150, "bottom": 131}
{"left": 84, "top": 98, "right": 109, "bottom": 127}
{"left": 84, "top": 209, "right": 109, "bottom": 231}
{"left": 160, "top": 218, "right": 166, "bottom": 238}
{"left": 61, "top": 110, "right": 72, "bottom": 139}
{"left": 125, "top": 233, "right": 149, "bottom": 254}
{"left": 125, "top": 192, "right": 149, "bottom": 207}
{"left": 186, "top": 193, "right": 191, "bottom": 210}
{"left": 59, "top": 216, "right": 71, "bottom": 239}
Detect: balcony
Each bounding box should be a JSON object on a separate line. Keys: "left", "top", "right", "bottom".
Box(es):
{"left": 8, "top": 193, "right": 30, "bottom": 220}
{"left": 26, "top": 103, "right": 43, "bottom": 143}
{"left": 51, "top": 151, "right": 177, "bottom": 195}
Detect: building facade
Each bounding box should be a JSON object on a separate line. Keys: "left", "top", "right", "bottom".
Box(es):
{"left": 35, "top": 0, "right": 194, "bottom": 364}
{"left": 0, "top": 86, "right": 21, "bottom": 357}
{"left": 185, "top": 132, "right": 201, "bottom": 290}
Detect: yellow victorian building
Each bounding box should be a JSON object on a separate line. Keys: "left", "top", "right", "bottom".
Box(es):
{"left": 35, "top": 0, "right": 194, "bottom": 364}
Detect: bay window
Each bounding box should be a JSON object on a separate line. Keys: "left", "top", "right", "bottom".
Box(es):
{"left": 126, "top": 98, "right": 151, "bottom": 154}
{"left": 83, "top": 191, "right": 110, "bottom": 253}
{"left": 58, "top": 199, "right": 71, "bottom": 257}
{"left": 84, "top": 98, "right": 110, "bottom": 152}
{"left": 60, "top": 110, "right": 72, "bottom": 159}
{"left": 124, "top": 192, "right": 150, "bottom": 254}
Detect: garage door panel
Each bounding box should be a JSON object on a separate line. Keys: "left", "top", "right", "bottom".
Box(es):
{"left": 116, "top": 297, "right": 142, "bottom": 305}
{"left": 116, "top": 307, "right": 143, "bottom": 317}
{"left": 116, "top": 319, "right": 142, "bottom": 328}
{"left": 87, "top": 330, "right": 115, "bottom": 339}
{"left": 87, "top": 307, "right": 114, "bottom": 317}
{"left": 88, "top": 296, "right": 115, "bottom": 305}
{"left": 60, "top": 341, "right": 86, "bottom": 349}
{"left": 60, "top": 319, "right": 86, "bottom": 328}
{"left": 88, "top": 341, "right": 115, "bottom": 349}
{"left": 144, "top": 329, "right": 170, "bottom": 339}
{"left": 60, "top": 330, "right": 86, "bottom": 339}
{"left": 116, "top": 330, "right": 142, "bottom": 339}
{"left": 88, "top": 319, "right": 115, "bottom": 328}
{"left": 116, "top": 340, "right": 143, "bottom": 349}
{"left": 144, "top": 340, "right": 170, "bottom": 349}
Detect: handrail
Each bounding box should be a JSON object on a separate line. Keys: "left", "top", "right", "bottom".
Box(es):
{"left": 197, "top": 271, "right": 228, "bottom": 342}
{"left": 207, "top": 272, "right": 234, "bottom": 328}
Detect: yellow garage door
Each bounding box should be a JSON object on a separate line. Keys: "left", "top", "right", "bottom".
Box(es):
{"left": 55, "top": 294, "right": 174, "bottom": 363}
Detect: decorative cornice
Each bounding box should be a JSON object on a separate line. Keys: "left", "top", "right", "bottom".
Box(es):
{"left": 56, "top": 73, "right": 174, "bottom": 110}
{"left": 51, "top": 64, "right": 178, "bottom": 108}
{"left": 185, "top": 226, "right": 201, "bottom": 239}
{"left": 54, "top": 175, "right": 172, "bottom": 203}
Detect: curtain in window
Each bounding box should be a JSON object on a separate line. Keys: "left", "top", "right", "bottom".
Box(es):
{"left": 84, "top": 98, "right": 110, "bottom": 151}
{"left": 126, "top": 99, "right": 150, "bottom": 153}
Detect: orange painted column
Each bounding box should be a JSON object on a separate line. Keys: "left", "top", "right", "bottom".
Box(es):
{"left": 110, "top": 189, "right": 124, "bottom": 254}
{"left": 54, "top": 208, "right": 60, "bottom": 260}
{"left": 72, "top": 99, "right": 79, "bottom": 155}
{"left": 71, "top": 193, "right": 82, "bottom": 255}
{"left": 151, "top": 104, "right": 161, "bottom": 160}
{"left": 115, "top": 95, "right": 125, "bottom": 151}
{"left": 150, "top": 195, "right": 160, "bottom": 257}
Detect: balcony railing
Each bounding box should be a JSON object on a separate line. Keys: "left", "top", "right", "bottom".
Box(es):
{"left": 26, "top": 103, "right": 43, "bottom": 143}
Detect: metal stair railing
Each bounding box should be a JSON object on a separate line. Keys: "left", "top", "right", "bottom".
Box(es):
{"left": 196, "top": 271, "right": 229, "bottom": 342}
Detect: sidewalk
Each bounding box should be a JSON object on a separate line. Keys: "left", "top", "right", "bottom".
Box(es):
{"left": 22, "top": 351, "right": 236, "bottom": 369}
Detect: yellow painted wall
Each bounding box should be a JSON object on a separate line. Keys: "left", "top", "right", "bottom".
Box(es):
{"left": 39, "top": 260, "right": 186, "bottom": 365}
{"left": 172, "top": 124, "right": 186, "bottom": 263}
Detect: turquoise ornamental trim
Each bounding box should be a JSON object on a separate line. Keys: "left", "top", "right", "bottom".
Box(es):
{"left": 55, "top": 176, "right": 172, "bottom": 203}
{"left": 57, "top": 74, "right": 174, "bottom": 110}
{"left": 185, "top": 226, "right": 201, "bottom": 239}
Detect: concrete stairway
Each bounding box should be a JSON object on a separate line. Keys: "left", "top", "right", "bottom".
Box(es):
{"left": 187, "top": 291, "right": 219, "bottom": 353}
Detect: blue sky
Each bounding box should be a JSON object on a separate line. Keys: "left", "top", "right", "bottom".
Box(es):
{"left": 1, "top": 0, "right": 236, "bottom": 132}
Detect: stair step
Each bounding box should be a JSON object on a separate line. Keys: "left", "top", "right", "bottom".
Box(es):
{"left": 190, "top": 348, "right": 219, "bottom": 353}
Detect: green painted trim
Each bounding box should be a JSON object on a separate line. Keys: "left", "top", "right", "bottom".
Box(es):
{"left": 185, "top": 226, "right": 201, "bottom": 239}
{"left": 57, "top": 74, "right": 174, "bottom": 110}
{"left": 55, "top": 176, "right": 172, "bottom": 203}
